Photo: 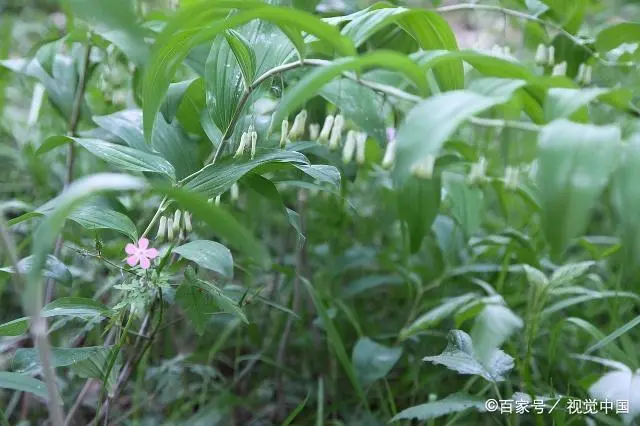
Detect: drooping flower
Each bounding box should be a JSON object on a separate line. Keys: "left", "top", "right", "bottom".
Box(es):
{"left": 386, "top": 127, "right": 396, "bottom": 142}
{"left": 125, "top": 238, "right": 159, "bottom": 270}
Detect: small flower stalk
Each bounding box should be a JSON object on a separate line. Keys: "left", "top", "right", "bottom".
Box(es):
{"left": 410, "top": 155, "right": 436, "bottom": 179}
{"left": 329, "top": 114, "right": 344, "bottom": 150}
{"left": 318, "top": 115, "right": 335, "bottom": 144}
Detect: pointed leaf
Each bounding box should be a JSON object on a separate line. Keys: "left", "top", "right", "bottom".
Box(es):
{"left": 0, "top": 372, "right": 48, "bottom": 399}
{"left": 352, "top": 337, "right": 402, "bottom": 386}
{"left": 174, "top": 240, "right": 234, "bottom": 279}
{"left": 391, "top": 393, "right": 487, "bottom": 422}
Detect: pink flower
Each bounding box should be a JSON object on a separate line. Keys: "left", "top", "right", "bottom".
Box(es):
{"left": 125, "top": 238, "right": 159, "bottom": 269}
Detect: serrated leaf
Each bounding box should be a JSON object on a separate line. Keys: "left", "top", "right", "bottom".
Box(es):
{"left": 391, "top": 393, "right": 487, "bottom": 422}
{"left": 174, "top": 240, "right": 234, "bottom": 279}
{"left": 351, "top": 337, "right": 402, "bottom": 386}
{"left": 0, "top": 255, "right": 71, "bottom": 286}
{"left": 400, "top": 294, "right": 477, "bottom": 340}
{"left": 423, "top": 330, "right": 514, "bottom": 382}
{"left": 0, "top": 372, "right": 48, "bottom": 399}
{"left": 536, "top": 120, "right": 619, "bottom": 257}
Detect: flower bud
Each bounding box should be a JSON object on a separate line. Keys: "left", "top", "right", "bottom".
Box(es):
{"left": 167, "top": 218, "right": 174, "bottom": 241}
{"left": 288, "top": 109, "right": 308, "bottom": 140}
{"left": 184, "top": 212, "right": 192, "bottom": 232}
{"left": 547, "top": 45, "right": 555, "bottom": 66}
{"left": 207, "top": 197, "right": 214, "bottom": 204}
{"left": 329, "top": 114, "right": 344, "bottom": 150}
{"left": 309, "top": 123, "right": 320, "bottom": 140}
{"left": 576, "top": 63, "right": 586, "bottom": 84}
{"left": 155, "top": 216, "right": 167, "bottom": 242}
{"left": 355, "top": 132, "right": 367, "bottom": 165}
{"left": 504, "top": 166, "right": 520, "bottom": 190}
{"left": 318, "top": 115, "right": 334, "bottom": 143}
{"left": 230, "top": 183, "right": 239, "bottom": 202}
{"left": 342, "top": 131, "right": 357, "bottom": 164}
{"left": 535, "top": 44, "right": 547, "bottom": 66}
{"left": 280, "top": 120, "right": 289, "bottom": 148}
{"left": 234, "top": 132, "right": 250, "bottom": 158}
{"left": 215, "top": 195, "right": 221, "bottom": 206}
{"left": 410, "top": 155, "right": 436, "bottom": 179}
{"left": 551, "top": 61, "right": 566, "bottom": 77}
{"left": 382, "top": 141, "right": 396, "bottom": 169}
{"left": 173, "top": 210, "right": 182, "bottom": 233}
{"left": 468, "top": 157, "right": 487, "bottom": 184}
{"left": 250, "top": 130, "right": 258, "bottom": 159}
{"left": 583, "top": 65, "right": 592, "bottom": 85}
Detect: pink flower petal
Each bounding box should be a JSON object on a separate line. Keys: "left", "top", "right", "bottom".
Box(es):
{"left": 139, "top": 256, "right": 151, "bottom": 269}
{"left": 125, "top": 243, "right": 137, "bottom": 255}
{"left": 126, "top": 254, "right": 139, "bottom": 267}
{"left": 143, "top": 248, "right": 159, "bottom": 259}
{"left": 138, "top": 238, "right": 149, "bottom": 250}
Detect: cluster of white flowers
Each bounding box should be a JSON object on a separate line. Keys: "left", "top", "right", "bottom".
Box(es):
{"left": 235, "top": 124, "right": 258, "bottom": 159}
{"left": 535, "top": 44, "right": 556, "bottom": 67}
{"left": 156, "top": 209, "right": 192, "bottom": 242}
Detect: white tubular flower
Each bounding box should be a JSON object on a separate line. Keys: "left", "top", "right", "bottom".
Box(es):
{"left": 468, "top": 156, "right": 487, "bottom": 184}
{"left": 382, "top": 141, "right": 396, "bottom": 169}
{"left": 234, "top": 132, "right": 250, "bottom": 158}
{"left": 318, "top": 115, "right": 335, "bottom": 143}
{"left": 184, "top": 212, "right": 192, "bottom": 233}
{"left": 547, "top": 45, "right": 555, "bottom": 66}
{"left": 410, "top": 155, "right": 436, "bottom": 179}
{"left": 583, "top": 65, "right": 592, "bottom": 85}
{"left": 288, "top": 109, "right": 308, "bottom": 140}
{"left": 355, "top": 132, "right": 367, "bottom": 165}
{"left": 230, "top": 183, "right": 239, "bottom": 202}
{"left": 155, "top": 216, "right": 167, "bottom": 242}
{"left": 329, "top": 114, "right": 344, "bottom": 150}
{"left": 207, "top": 197, "right": 214, "bottom": 204}
{"left": 342, "top": 131, "right": 357, "bottom": 164}
{"left": 552, "top": 61, "right": 567, "bottom": 76}
{"left": 280, "top": 119, "right": 289, "bottom": 148}
{"left": 250, "top": 129, "right": 258, "bottom": 159}
{"left": 173, "top": 210, "right": 182, "bottom": 233}
{"left": 504, "top": 166, "right": 520, "bottom": 190}
{"left": 309, "top": 123, "right": 320, "bottom": 141}
{"left": 576, "top": 63, "right": 586, "bottom": 84}
{"left": 215, "top": 195, "right": 221, "bottom": 206}
{"left": 167, "top": 218, "right": 174, "bottom": 241}
{"left": 535, "top": 44, "right": 547, "bottom": 66}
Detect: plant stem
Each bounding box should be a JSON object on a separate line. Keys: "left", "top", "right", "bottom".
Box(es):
{"left": 0, "top": 216, "right": 65, "bottom": 426}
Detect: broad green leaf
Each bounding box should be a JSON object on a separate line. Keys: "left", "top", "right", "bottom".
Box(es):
{"left": 393, "top": 79, "right": 525, "bottom": 183}
{"left": 536, "top": 120, "right": 619, "bottom": 257}
{"left": 93, "top": 109, "right": 148, "bottom": 152}
{"left": 444, "top": 173, "right": 484, "bottom": 239}
{"left": 68, "top": 0, "right": 148, "bottom": 65}
{"left": 544, "top": 87, "right": 632, "bottom": 122}
{"left": 423, "top": 330, "right": 514, "bottom": 382}
{"left": 351, "top": 337, "right": 402, "bottom": 386}
{"left": 397, "top": 175, "right": 441, "bottom": 253}
{"left": 37, "top": 136, "right": 176, "bottom": 180}
{"left": 541, "top": 0, "right": 586, "bottom": 34}
{"left": 0, "top": 372, "right": 48, "bottom": 399}
{"left": 400, "top": 294, "right": 476, "bottom": 340}
{"left": 0, "top": 318, "right": 29, "bottom": 336}
{"left": 42, "top": 297, "right": 112, "bottom": 319}
{"left": 595, "top": 22, "right": 640, "bottom": 53}
{"left": 611, "top": 142, "right": 640, "bottom": 269}
{"left": 271, "top": 51, "right": 428, "bottom": 131}
{"left": 391, "top": 393, "right": 487, "bottom": 422}
{"left": 0, "top": 255, "right": 71, "bottom": 286}
{"left": 71, "top": 347, "right": 120, "bottom": 397}
{"left": 184, "top": 267, "right": 248, "bottom": 323}
{"left": 341, "top": 5, "right": 463, "bottom": 90}
{"left": 320, "top": 78, "right": 386, "bottom": 143}
{"left": 13, "top": 346, "right": 113, "bottom": 372}
{"left": 67, "top": 204, "right": 138, "bottom": 241}
{"left": 470, "top": 304, "right": 523, "bottom": 365}
{"left": 143, "top": 1, "right": 355, "bottom": 144}
{"left": 225, "top": 29, "right": 257, "bottom": 87}
{"left": 174, "top": 240, "right": 234, "bottom": 279}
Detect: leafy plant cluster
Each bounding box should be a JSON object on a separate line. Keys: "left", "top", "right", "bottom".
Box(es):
{"left": 1, "top": 0, "right": 640, "bottom": 425}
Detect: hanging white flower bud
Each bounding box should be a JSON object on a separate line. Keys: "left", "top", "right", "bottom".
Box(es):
{"left": 551, "top": 61, "right": 567, "bottom": 77}
{"left": 318, "top": 115, "right": 334, "bottom": 143}
{"left": 230, "top": 183, "right": 239, "bottom": 202}
{"left": 576, "top": 63, "right": 586, "bottom": 84}
{"left": 207, "top": 197, "right": 214, "bottom": 204}
{"left": 382, "top": 141, "right": 396, "bottom": 169}
{"left": 280, "top": 119, "right": 289, "bottom": 148}
{"left": 250, "top": 129, "right": 258, "bottom": 159}
{"left": 491, "top": 44, "right": 502, "bottom": 56}
{"left": 547, "top": 45, "right": 555, "bottom": 66}
{"left": 179, "top": 229, "right": 185, "bottom": 241}
{"left": 342, "top": 131, "right": 357, "bottom": 164}
{"left": 167, "top": 218, "right": 174, "bottom": 241}
{"left": 215, "top": 195, "right": 221, "bottom": 206}
{"left": 184, "top": 212, "right": 192, "bottom": 233}
{"left": 503, "top": 46, "right": 512, "bottom": 57}
{"left": 468, "top": 157, "right": 487, "bottom": 184}
{"left": 535, "top": 44, "right": 547, "bottom": 66}
{"left": 583, "top": 65, "right": 592, "bottom": 85}
{"left": 155, "top": 216, "right": 167, "bottom": 242}
{"left": 329, "top": 114, "right": 344, "bottom": 150}
{"left": 504, "top": 166, "right": 520, "bottom": 190}
{"left": 234, "top": 132, "right": 250, "bottom": 158}
{"left": 309, "top": 123, "right": 320, "bottom": 141}
{"left": 288, "top": 109, "right": 308, "bottom": 140}
{"left": 410, "top": 155, "right": 436, "bottom": 179}
{"left": 355, "top": 132, "right": 367, "bottom": 165}
{"left": 173, "top": 210, "right": 182, "bottom": 233}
